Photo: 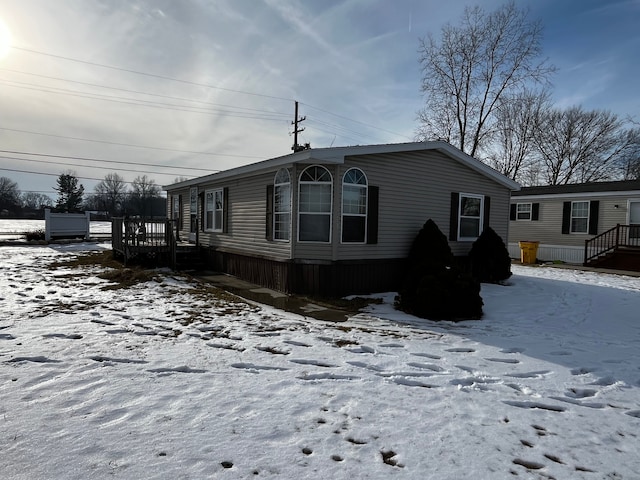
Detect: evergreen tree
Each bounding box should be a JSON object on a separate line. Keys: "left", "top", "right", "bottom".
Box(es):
{"left": 469, "top": 227, "right": 512, "bottom": 283}
{"left": 396, "top": 219, "right": 483, "bottom": 321}
{"left": 55, "top": 173, "right": 84, "bottom": 212}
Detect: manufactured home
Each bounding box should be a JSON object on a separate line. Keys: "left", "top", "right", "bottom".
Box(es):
{"left": 164, "top": 142, "right": 520, "bottom": 296}
{"left": 508, "top": 180, "right": 640, "bottom": 270}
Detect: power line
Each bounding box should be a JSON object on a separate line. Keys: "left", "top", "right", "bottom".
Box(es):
{"left": 9, "top": 46, "right": 410, "bottom": 144}
{"left": 0, "top": 67, "right": 291, "bottom": 118}
{"left": 0, "top": 79, "right": 291, "bottom": 120}
{"left": 301, "top": 102, "right": 412, "bottom": 141}
{"left": 0, "top": 127, "right": 263, "bottom": 159}
{"left": 0, "top": 165, "right": 180, "bottom": 187}
{"left": 12, "top": 45, "right": 294, "bottom": 103}
{"left": 0, "top": 150, "right": 218, "bottom": 173}
{"left": 1, "top": 154, "right": 199, "bottom": 178}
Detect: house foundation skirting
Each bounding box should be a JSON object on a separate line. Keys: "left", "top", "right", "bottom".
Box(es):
{"left": 508, "top": 243, "right": 584, "bottom": 264}
{"left": 200, "top": 248, "right": 406, "bottom": 297}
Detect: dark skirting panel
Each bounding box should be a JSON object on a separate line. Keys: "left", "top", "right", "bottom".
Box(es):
{"left": 200, "top": 248, "right": 407, "bottom": 297}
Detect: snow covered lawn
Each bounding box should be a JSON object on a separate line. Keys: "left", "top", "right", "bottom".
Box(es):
{"left": 1, "top": 244, "right": 639, "bottom": 479}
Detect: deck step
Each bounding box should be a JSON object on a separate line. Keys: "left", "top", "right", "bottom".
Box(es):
{"left": 588, "top": 247, "right": 640, "bottom": 272}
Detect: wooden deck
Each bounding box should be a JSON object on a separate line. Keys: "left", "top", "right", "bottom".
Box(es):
{"left": 111, "top": 218, "right": 199, "bottom": 268}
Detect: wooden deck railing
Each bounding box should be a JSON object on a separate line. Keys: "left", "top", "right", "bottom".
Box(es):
{"left": 584, "top": 224, "right": 640, "bottom": 265}
{"left": 112, "top": 217, "right": 178, "bottom": 265}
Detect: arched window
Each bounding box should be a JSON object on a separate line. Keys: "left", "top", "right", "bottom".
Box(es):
{"left": 273, "top": 168, "right": 291, "bottom": 241}
{"left": 298, "top": 166, "right": 332, "bottom": 242}
{"left": 342, "top": 168, "right": 367, "bottom": 243}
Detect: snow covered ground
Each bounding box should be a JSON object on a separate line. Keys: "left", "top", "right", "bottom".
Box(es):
{"left": 1, "top": 243, "right": 639, "bottom": 479}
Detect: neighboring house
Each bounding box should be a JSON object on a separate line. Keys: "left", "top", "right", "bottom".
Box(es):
{"left": 164, "top": 141, "right": 520, "bottom": 296}
{"left": 508, "top": 180, "right": 640, "bottom": 269}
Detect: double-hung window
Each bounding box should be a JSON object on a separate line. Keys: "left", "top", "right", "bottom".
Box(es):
{"left": 205, "top": 188, "right": 224, "bottom": 232}
{"left": 516, "top": 203, "right": 532, "bottom": 220}
{"left": 273, "top": 169, "right": 291, "bottom": 241}
{"left": 570, "top": 201, "right": 589, "bottom": 233}
{"left": 341, "top": 168, "right": 367, "bottom": 243}
{"left": 298, "top": 166, "right": 332, "bottom": 242}
{"left": 458, "top": 194, "right": 484, "bottom": 240}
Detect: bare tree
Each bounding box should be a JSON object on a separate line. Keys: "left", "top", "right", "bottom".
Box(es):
{"left": 0, "top": 176, "right": 21, "bottom": 212}
{"left": 533, "top": 106, "right": 636, "bottom": 185}
{"left": 130, "top": 175, "right": 161, "bottom": 218}
{"left": 22, "top": 192, "right": 53, "bottom": 210}
{"left": 616, "top": 129, "right": 640, "bottom": 180}
{"left": 94, "top": 173, "right": 128, "bottom": 217}
{"left": 416, "top": 1, "right": 554, "bottom": 157}
{"left": 486, "top": 89, "right": 550, "bottom": 183}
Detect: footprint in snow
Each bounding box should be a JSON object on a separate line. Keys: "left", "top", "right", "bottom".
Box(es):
{"left": 503, "top": 400, "right": 566, "bottom": 412}
{"left": 231, "top": 362, "right": 289, "bottom": 372}
{"left": 289, "top": 359, "right": 337, "bottom": 368}
{"left": 42, "top": 333, "right": 83, "bottom": 340}
{"left": 570, "top": 367, "right": 596, "bottom": 376}
{"left": 485, "top": 357, "right": 520, "bottom": 364}
{"left": 500, "top": 347, "right": 525, "bottom": 354}
{"left": 407, "top": 362, "right": 444, "bottom": 372}
{"left": 507, "top": 370, "right": 551, "bottom": 379}
{"left": 410, "top": 352, "right": 442, "bottom": 360}
{"left": 7, "top": 356, "right": 62, "bottom": 364}
{"left": 445, "top": 347, "right": 475, "bottom": 353}
{"left": 283, "top": 340, "right": 311, "bottom": 347}
{"left": 565, "top": 387, "right": 597, "bottom": 399}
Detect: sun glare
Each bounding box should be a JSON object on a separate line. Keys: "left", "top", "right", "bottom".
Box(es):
{"left": 0, "top": 19, "right": 11, "bottom": 60}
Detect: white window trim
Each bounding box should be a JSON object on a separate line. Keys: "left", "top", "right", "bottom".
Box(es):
{"left": 204, "top": 188, "right": 224, "bottom": 233}
{"left": 570, "top": 200, "right": 590, "bottom": 234}
{"left": 458, "top": 193, "right": 484, "bottom": 241}
{"left": 341, "top": 168, "right": 368, "bottom": 244}
{"left": 516, "top": 202, "right": 532, "bottom": 221}
{"left": 273, "top": 169, "right": 291, "bottom": 242}
{"left": 297, "top": 165, "right": 333, "bottom": 243}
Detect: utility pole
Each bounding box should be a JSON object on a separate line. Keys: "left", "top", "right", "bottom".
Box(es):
{"left": 291, "top": 101, "right": 306, "bottom": 152}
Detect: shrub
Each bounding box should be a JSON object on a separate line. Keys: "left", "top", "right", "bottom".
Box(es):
{"left": 396, "top": 219, "right": 483, "bottom": 321}
{"left": 468, "top": 227, "right": 512, "bottom": 283}
{"left": 25, "top": 229, "right": 46, "bottom": 241}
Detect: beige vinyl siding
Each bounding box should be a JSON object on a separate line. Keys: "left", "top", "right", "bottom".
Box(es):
{"left": 301, "top": 150, "right": 511, "bottom": 261}
{"left": 172, "top": 171, "right": 292, "bottom": 261}
{"left": 509, "top": 195, "right": 636, "bottom": 246}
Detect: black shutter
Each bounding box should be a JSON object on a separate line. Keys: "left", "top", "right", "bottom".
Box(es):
{"left": 588, "top": 200, "right": 599, "bottom": 235}
{"left": 449, "top": 192, "right": 459, "bottom": 240}
{"left": 178, "top": 195, "right": 183, "bottom": 230}
{"left": 561, "top": 201, "right": 571, "bottom": 234}
{"left": 532, "top": 203, "right": 540, "bottom": 221}
{"left": 199, "top": 192, "right": 205, "bottom": 231}
{"left": 510, "top": 204, "right": 517, "bottom": 221}
{"left": 366, "top": 186, "right": 379, "bottom": 244}
{"left": 266, "top": 185, "right": 274, "bottom": 241}
{"left": 223, "top": 187, "right": 229, "bottom": 234}
{"left": 483, "top": 196, "right": 491, "bottom": 232}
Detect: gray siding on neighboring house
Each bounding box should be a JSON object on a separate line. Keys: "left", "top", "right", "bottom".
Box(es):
{"left": 509, "top": 194, "right": 636, "bottom": 247}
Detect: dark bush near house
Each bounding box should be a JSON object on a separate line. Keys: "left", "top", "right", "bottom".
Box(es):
{"left": 468, "top": 227, "right": 512, "bottom": 283}
{"left": 396, "top": 219, "right": 483, "bottom": 321}
{"left": 25, "top": 229, "right": 46, "bottom": 241}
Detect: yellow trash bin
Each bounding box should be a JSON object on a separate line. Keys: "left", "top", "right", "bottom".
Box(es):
{"left": 518, "top": 241, "right": 539, "bottom": 265}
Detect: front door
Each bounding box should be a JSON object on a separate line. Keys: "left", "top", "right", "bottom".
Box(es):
{"left": 629, "top": 200, "right": 640, "bottom": 241}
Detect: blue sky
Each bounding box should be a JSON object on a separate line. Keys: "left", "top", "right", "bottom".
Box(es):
{"left": 0, "top": 0, "right": 638, "bottom": 198}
